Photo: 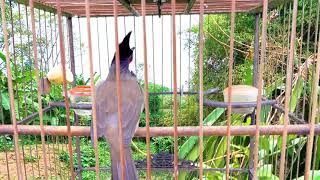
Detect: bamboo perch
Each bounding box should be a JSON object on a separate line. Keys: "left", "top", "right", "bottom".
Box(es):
{"left": 0, "top": 124, "right": 319, "bottom": 136}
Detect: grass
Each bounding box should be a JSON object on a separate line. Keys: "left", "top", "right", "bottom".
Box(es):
{"left": 24, "top": 154, "right": 39, "bottom": 163}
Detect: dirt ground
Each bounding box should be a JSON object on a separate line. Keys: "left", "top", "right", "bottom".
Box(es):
{"left": 0, "top": 144, "right": 70, "bottom": 180}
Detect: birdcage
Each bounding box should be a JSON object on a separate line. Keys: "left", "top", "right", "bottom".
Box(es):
{"left": 1, "top": 0, "right": 320, "bottom": 179}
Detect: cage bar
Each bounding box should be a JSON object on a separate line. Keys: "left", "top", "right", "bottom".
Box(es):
{"left": 112, "top": 0, "right": 126, "bottom": 178}
{"left": 2, "top": 124, "right": 320, "bottom": 136}
{"left": 198, "top": 0, "right": 204, "bottom": 177}
{"left": 84, "top": 0, "right": 101, "bottom": 178}
{"left": 279, "top": 0, "right": 298, "bottom": 179}
{"left": 253, "top": 0, "right": 268, "bottom": 178}
{"left": 141, "top": 0, "right": 152, "bottom": 178}
{"left": 55, "top": 0, "right": 76, "bottom": 178}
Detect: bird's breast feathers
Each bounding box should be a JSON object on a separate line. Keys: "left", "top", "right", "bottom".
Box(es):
{"left": 95, "top": 72, "right": 144, "bottom": 109}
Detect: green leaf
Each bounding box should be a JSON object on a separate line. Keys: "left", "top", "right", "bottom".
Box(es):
{"left": 43, "top": 115, "right": 58, "bottom": 126}
{"left": 316, "top": 137, "right": 320, "bottom": 170}
{"left": 257, "top": 164, "right": 279, "bottom": 179}
{"left": 243, "top": 60, "right": 253, "bottom": 85}
{"left": 211, "top": 116, "right": 242, "bottom": 168}
{"left": 204, "top": 136, "right": 219, "bottom": 163}
{"left": 1, "top": 91, "right": 10, "bottom": 110}
{"left": 178, "top": 137, "right": 209, "bottom": 180}
{"left": 178, "top": 108, "right": 225, "bottom": 159}
{"left": 0, "top": 51, "right": 14, "bottom": 73}
{"left": 260, "top": 104, "right": 271, "bottom": 123}
{"left": 213, "top": 136, "right": 228, "bottom": 168}
{"left": 204, "top": 108, "right": 225, "bottom": 126}
{"left": 269, "top": 136, "right": 278, "bottom": 152}
{"left": 0, "top": 51, "right": 6, "bottom": 63}
{"left": 25, "top": 97, "right": 39, "bottom": 109}
{"left": 290, "top": 77, "right": 304, "bottom": 112}
{"left": 51, "top": 117, "right": 58, "bottom": 126}
{"left": 264, "top": 78, "right": 285, "bottom": 98}
{"left": 177, "top": 108, "right": 225, "bottom": 180}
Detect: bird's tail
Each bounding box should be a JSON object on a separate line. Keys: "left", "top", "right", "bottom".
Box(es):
{"left": 110, "top": 145, "right": 138, "bottom": 180}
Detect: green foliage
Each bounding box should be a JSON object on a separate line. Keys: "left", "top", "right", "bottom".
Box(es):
{"left": 138, "top": 83, "right": 169, "bottom": 127}
{"left": 290, "top": 77, "right": 304, "bottom": 112}
{"left": 1, "top": 91, "right": 10, "bottom": 111}
{"left": 257, "top": 164, "right": 279, "bottom": 180}
{"left": 189, "top": 14, "right": 255, "bottom": 98}
{"left": 0, "top": 135, "right": 14, "bottom": 152}
{"left": 233, "top": 60, "right": 254, "bottom": 85}
{"left": 178, "top": 108, "right": 225, "bottom": 160}
{"left": 0, "top": 0, "right": 12, "bottom": 48}
{"left": 295, "top": 170, "right": 320, "bottom": 180}
{"left": 58, "top": 138, "right": 159, "bottom": 179}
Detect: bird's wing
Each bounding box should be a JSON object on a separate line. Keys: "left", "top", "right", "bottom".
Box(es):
{"left": 91, "top": 80, "right": 116, "bottom": 145}
{"left": 119, "top": 79, "right": 144, "bottom": 144}
{"left": 93, "top": 78, "right": 144, "bottom": 147}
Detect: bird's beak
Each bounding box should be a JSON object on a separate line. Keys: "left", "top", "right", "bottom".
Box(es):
{"left": 131, "top": 47, "right": 135, "bottom": 51}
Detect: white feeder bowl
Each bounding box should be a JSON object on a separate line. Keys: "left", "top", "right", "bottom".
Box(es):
{"left": 223, "top": 85, "right": 258, "bottom": 114}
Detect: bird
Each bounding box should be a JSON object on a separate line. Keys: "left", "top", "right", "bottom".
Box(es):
{"left": 91, "top": 31, "right": 144, "bottom": 180}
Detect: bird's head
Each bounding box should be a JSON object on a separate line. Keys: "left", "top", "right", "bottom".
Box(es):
{"left": 111, "top": 31, "right": 135, "bottom": 67}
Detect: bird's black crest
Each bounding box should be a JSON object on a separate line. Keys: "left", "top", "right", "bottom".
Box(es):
{"left": 119, "top": 31, "right": 133, "bottom": 59}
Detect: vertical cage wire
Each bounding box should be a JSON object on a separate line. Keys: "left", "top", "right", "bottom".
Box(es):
{"left": 44, "top": 10, "right": 49, "bottom": 73}
{"left": 141, "top": 0, "right": 152, "bottom": 179}
{"left": 68, "top": 14, "right": 83, "bottom": 180}
{"left": 225, "top": 0, "right": 236, "bottom": 178}
{"left": 96, "top": 18, "right": 102, "bottom": 77}
{"left": 38, "top": 7, "right": 52, "bottom": 178}
{"left": 67, "top": 17, "right": 76, "bottom": 87}
{"left": 306, "top": 0, "right": 313, "bottom": 53}
{"left": 29, "top": 0, "right": 48, "bottom": 179}
{"left": 12, "top": 2, "right": 30, "bottom": 178}
{"left": 300, "top": 0, "right": 311, "bottom": 177}
{"left": 112, "top": 0, "right": 126, "bottom": 179}
{"left": 198, "top": 0, "right": 205, "bottom": 178}
{"left": 105, "top": 17, "right": 111, "bottom": 68}
{"left": 188, "top": 14, "right": 191, "bottom": 129}
{"left": 84, "top": 0, "right": 101, "bottom": 178}
{"left": 134, "top": 16, "right": 137, "bottom": 74}
{"left": 279, "top": 0, "right": 298, "bottom": 179}
{"left": 56, "top": 0, "right": 75, "bottom": 178}
{"left": 152, "top": 15, "right": 156, "bottom": 126}
{"left": 253, "top": 0, "right": 268, "bottom": 178}
{"left": 170, "top": 0, "right": 179, "bottom": 178}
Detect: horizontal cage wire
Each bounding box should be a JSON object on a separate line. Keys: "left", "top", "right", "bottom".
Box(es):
{"left": 1, "top": 0, "right": 320, "bottom": 179}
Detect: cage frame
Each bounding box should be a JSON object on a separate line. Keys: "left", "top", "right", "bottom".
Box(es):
{"left": 1, "top": 0, "right": 320, "bottom": 179}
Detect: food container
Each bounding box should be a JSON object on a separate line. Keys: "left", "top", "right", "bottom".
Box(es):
{"left": 69, "top": 86, "right": 92, "bottom": 116}
{"left": 223, "top": 85, "right": 258, "bottom": 114}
